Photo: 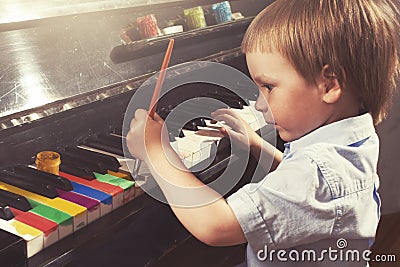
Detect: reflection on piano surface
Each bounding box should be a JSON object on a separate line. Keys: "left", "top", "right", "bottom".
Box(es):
{"left": 0, "top": 0, "right": 276, "bottom": 266}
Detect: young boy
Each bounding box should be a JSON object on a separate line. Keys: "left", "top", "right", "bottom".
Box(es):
{"left": 126, "top": 0, "right": 399, "bottom": 266}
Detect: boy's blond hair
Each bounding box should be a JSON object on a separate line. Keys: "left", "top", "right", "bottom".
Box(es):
{"left": 242, "top": 0, "right": 400, "bottom": 124}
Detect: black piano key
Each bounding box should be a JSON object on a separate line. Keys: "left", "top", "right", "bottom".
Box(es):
{"left": 180, "top": 102, "right": 229, "bottom": 116}
{"left": 113, "top": 126, "right": 123, "bottom": 136}
{"left": 12, "top": 165, "right": 73, "bottom": 191}
{"left": 178, "top": 104, "right": 206, "bottom": 115}
{"left": 168, "top": 132, "right": 177, "bottom": 142}
{"left": 166, "top": 120, "right": 184, "bottom": 130}
{"left": 205, "top": 92, "right": 245, "bottom": 109}
{"left": 158, "top": 107, "right": 170, "bottom": 119}
{"left": 170, "top": 109, "right": 208, "bottom": 130}
{"left": 165, "top": 122, "right": 185, "bottom": 138}
{"left": 166, "top": 115, "right": 201, "bottom": 131}
{"left": 97, "top": 134, "right": 123, "bottom": 150}
{"left": 160, "top": 106, "right": 210, "bottom": 125}
{"left": 59, "top": 164, "right": 96, "bottom": 180}
{"left": 154, "top": 108, "right": 193, "bottom": 133}
{"left": 0, "top": 202, "right": 14, "bottom": 220}
{"left": 61, "top": 152, "right": 108, "bottom": 175}
{"left": 0, "top": 230, "right": 26, "bottom": 266}
{"left": 183, "top": 121, "right": 199, "bottom": 131}
{"left": 66, "top": 147, "right": 121, "bottom": 172}
{"left": 166, "top": 121, "right": 189, "bottom": 131}
{"left": 167, "top": 128, "right": 185, "bottom": 139}
{"left": 206, "top": 89, "right": 248, "bottom": 104}
{"left": 220, "top": 98, "right": 244, "bottom": 109}
{"left": 0, "top": 170, "right": 59, "bottom": 199}
{"left": 199, "top": 118, "right": 207, "bottom": 127}
{"left": 189, "top": 118, "right": 207, "bottom": 128}
{"left": 84, "top": 140, "right": 125, "bottom": 157}
{"left": 0, "top": 189, "right": 32, "bottom": 212}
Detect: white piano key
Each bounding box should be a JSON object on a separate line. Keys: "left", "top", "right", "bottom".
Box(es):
{"left": 169, "top": 102, "right": 266, "bottom": 168}
{"left": 0, "top": 218, "right": 43, "bottom": 258}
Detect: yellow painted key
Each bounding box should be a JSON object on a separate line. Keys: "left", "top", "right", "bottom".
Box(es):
{"left": 107, "top": 170, "right": 131, "bottom": 180}
{"left": 0, "top": 182, "right": 87, "bottom": 231}
{"left": 0, "top": 218, "right": 43, "bottom": 257}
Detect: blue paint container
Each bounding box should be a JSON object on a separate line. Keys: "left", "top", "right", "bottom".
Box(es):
{"left": 212, "top": 1, "right": 232, "bottom": 24}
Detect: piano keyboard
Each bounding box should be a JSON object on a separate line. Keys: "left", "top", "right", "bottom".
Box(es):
{"left": 0, "top": 96, "right": 265, "bottom": 263}
{"left": 169, "top": 100, "right": 265, "bottom": 169}
{"left": 0, "top": 141, "right": 145, "bottom": 260}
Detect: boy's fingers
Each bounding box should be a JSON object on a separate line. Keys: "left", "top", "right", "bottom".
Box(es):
{"left": 212, "top": 113, "right": 242, "bottom": 131}
{"left": 222, "top": 127, "right": 245, "bottom": 143}
{"left": 130, "top": 118, "right": 136, "bottom": 129}
{"left": 212, "top": 108, "right": 238, "bottom": 118}
{"left": 220, "top": 127, "right": 228, "bottom": 136}
{"left": 211, "top": 109, "right": 229, "bottom": 119}
{"left": 134, "top": 108, "right": 148, "bottom": 120}
{"left": 212, "top": 109, "right": 243, "bottom": 124}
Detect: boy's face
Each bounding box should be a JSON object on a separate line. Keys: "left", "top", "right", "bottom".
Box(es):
{"left": 246, "top": 51, "right": 331, "bottom": 142}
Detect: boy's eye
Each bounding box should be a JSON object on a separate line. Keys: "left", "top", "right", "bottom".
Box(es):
{"left": 262, "top": 83, "right": 274, "bottom": 91}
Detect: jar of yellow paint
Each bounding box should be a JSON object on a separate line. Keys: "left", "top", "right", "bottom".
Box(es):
{"left": 36, "top": 151, "right": 61, "bottom": 175}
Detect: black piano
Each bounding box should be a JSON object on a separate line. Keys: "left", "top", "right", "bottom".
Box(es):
{"left": 0, "top": 0, "right": 278, "bottom": 266}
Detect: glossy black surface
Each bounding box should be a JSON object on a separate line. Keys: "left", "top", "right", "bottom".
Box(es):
{"left": 0, "top": 0, "right": 269, "bottom": 124}
{"left": 0, "top": 188, "right": 32, "bottom": 212}
{"left": 0, "top": 202, "right": 14, "bottom": 220}
{"left": 64, "top": 147, "right": 121, "bottom": 172}
{"left": 12, "top": 165, "right": 74, "bottom": 191}
{"left": 0, "top": 170, "right": 59, "bottom": 198}
{"left": 0, "top": 230, "right": 26, "bottom": 267}
{"left": 0, "top": 11, "right": 149, "bottom": 118}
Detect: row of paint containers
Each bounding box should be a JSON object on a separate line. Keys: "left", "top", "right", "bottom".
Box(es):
{"left": 184, "top": 1, "right": 233, "bottom": 30}
{"left": 135, "top": 1, "right": 234, "bottom": 40}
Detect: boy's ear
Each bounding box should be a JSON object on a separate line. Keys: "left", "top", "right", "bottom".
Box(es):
{"left": 320, "top": 65, "right": 342, "bottom": 104}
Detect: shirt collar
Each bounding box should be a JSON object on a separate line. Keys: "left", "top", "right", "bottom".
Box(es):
{"left": 285, "top": 113, "right": 375, "bottom": 153}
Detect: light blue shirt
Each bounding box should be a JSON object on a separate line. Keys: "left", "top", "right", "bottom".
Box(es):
{"left": 227, "top": 113, "right": 381, "bottom": 266}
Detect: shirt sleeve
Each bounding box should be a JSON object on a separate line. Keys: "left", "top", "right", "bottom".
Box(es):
{"left": 226, "top": 150, "right": 337, "bottom": 253}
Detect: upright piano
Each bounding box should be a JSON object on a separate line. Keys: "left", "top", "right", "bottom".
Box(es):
{"left": 0, "top": 0, "right": 277, "bottom": 266}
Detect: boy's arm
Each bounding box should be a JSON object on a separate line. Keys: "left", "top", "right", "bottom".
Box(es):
{"left": 250, "top": 133, "right": 283, "bottom": 172}
{"left": 127, "top": 109, "right": 246, "bottom": 246}
{"left": 212, "top": 109, "right": 282, "bottom": 172}
{"left": 146, "top": 144, "right": 247, "bottom": 246}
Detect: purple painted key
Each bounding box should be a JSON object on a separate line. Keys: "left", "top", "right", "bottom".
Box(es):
{"left": 56, "top": 189, "right": 101, "bottom": 223}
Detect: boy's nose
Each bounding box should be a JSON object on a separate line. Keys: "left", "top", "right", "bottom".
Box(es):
{"left": 255, "top": 92, "right": 269, "bottom": 112}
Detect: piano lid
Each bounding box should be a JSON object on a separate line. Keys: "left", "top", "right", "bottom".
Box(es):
{"left": 0, "top": 0, "right": 145, "bottom": 24}
{"left": 0, "top": 0, "right": 270, "bottom": 130}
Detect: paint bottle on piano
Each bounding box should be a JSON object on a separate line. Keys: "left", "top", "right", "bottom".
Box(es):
{"left": 184, "top": 6, "right": 207, "bottom": 30}
{"left": 212, "top": 1, "right": 233, "bottom": 24}
{"left": 35, "top": 151, "right": 61, "bottom": 175}
{"left": 136, "top": 14, "right": 160, "bottom": 39}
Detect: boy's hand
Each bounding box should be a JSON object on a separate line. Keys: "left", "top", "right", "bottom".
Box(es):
{"left": 126, "top": 109, "right": 169, "bottom": 161}
{"left": 211, "top": 108, "right": 260, "bottom": 150}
